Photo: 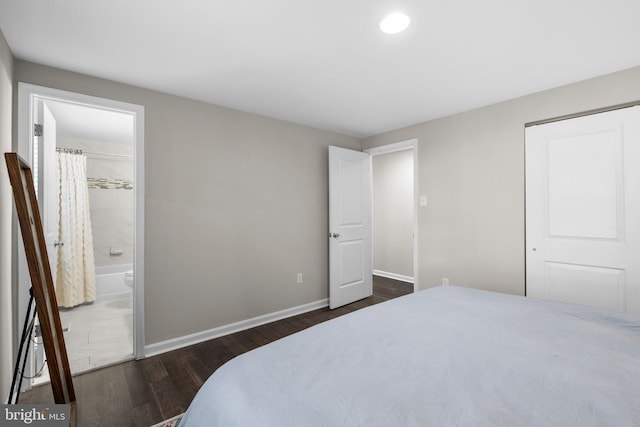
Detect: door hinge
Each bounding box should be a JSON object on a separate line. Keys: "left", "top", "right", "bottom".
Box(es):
{"left": 34, "top": 124, "right": 43, "bottom": 137}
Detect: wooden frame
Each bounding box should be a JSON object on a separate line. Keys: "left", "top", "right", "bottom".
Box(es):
{"left": 5, "top": 152, "right": 76, "bottom": 425}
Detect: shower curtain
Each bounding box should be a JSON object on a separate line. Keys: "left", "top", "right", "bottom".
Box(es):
{"left": 56, "top": 152, "right": 97, "bottom": 308}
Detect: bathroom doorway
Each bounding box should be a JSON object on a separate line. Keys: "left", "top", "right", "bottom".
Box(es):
{"left": 17, "top": 83, "right": 145, "bottom": 388}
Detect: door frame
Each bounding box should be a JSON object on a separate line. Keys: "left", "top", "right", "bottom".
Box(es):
{"left": 365, "top": 139, "right": 419, "bottom": 291}
{"left": 16, "top": 83, "right": 146, "bottom": 386}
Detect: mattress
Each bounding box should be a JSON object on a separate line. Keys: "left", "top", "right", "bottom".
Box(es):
{"left": 180, "top": 286, "right": 640, "bottom": 426}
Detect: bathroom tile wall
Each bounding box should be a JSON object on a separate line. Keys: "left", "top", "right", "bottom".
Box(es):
{"left": 57, "top": 138, "right": 134, "bottom": 267}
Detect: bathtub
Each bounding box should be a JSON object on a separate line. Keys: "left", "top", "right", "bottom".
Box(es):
{"left": 95, "top": 264, "right": 132, "bottom": 301}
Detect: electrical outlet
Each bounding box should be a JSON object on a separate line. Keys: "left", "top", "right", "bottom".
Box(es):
{"left": 442, "top": 277, "right": 450, "bottom": 286}
{"left": 297, "top": 273, "right": 303, "bottom": 284}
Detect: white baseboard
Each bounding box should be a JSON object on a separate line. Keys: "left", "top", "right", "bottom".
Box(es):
{"left": 373, "top": 270, "right": 414, "bottom": 284}
{"left": 144, "top": 298, "right": 329, "bottom": 358}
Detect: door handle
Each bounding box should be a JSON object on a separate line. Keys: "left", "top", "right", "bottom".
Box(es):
{"left": 54, "top": 240, "right": 64, "bottom": 247}
{"left": 330, "top": 233, "right": 340, "bottom": 239}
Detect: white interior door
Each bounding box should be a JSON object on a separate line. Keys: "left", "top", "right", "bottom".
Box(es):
{"left": 525, "top": 106, "right": 640, "bottom": 313}
{"left": 329, "top": 146, "right": 372, "bottom": 309}
{"left": 36, "top": 99, "right": 59, "bottom": 284}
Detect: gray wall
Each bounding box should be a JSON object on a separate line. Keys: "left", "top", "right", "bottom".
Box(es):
{"left": 0, "top": 29, "right": 13, "bottom": 400}
{"left": 372, "top": 149, "right": 413, "bottom": 279}
{"left": 14, "top": 60, "right": 360, "bottom": 345}
{"left": 6, "top": 54, "right": 640, "bottom": 367}
{"left": 363, "top": 66, "right": 640, "bottom": 296}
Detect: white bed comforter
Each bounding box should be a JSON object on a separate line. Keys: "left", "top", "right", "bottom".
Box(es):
{"left": 180, "top": 286, "right": 640, "bottom": 426}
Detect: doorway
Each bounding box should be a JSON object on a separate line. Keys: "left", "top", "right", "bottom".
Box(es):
{"left": 328, "top": 140, "right": 418, "bottom": 309}
{"left": 365, "top": 139, "right": 418, "bottom": 291}
{"left": 16, "top": 83, "right": 145, "bottom": 388}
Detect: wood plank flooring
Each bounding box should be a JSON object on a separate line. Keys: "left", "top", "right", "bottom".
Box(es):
{"left": 20, "top": 276, "right": 413, "bottom": 426}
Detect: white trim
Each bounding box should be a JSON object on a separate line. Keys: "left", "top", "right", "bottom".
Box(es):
{"left": 373, "top": 270, "right": 414, "bottom": 284}
{"left": 144, "top": 299, "right": 329, "bottom": 357}
{"left": 133, "top": 98, "right": 145, "bottom": 359}
{"left": 365, "top": 139, "right": 416, "bottom": 155}
{"left": 16, "top": 83, "right": 146, "bottom": 379}
{"left": 365, "top": 138, "right": 420, "bottom": 291}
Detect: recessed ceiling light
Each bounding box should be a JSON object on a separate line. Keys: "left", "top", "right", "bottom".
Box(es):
{"left": 380, "top": 12, "right": 410, "bottom": 34}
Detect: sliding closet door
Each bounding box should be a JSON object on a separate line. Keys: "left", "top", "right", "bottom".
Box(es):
{"left": 525, "top": 106, "right": 640, "bottom": 313}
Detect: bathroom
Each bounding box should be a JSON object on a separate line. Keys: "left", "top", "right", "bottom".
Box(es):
{"left": 32, "top": 101, "right": 135, "bottom": 384}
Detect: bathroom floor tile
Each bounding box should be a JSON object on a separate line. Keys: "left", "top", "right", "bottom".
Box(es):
{"left": 41, "top": 297, "right": 133, "bottom": 381}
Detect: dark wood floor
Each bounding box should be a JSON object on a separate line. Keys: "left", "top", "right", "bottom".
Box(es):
{"left": 21, "top": 276, "right": 413, "bottom": 426}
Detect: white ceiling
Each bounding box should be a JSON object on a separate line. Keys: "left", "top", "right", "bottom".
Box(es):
{"left": 45, "top": 100, "right": 134, "bottom": 145}
{"left": 2, "top": 0, "right": 639, "bottom": 138}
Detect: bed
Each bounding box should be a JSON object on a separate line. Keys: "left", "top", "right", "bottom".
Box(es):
{"left": 180, "top": 286, "right": 640, "bottom": 426}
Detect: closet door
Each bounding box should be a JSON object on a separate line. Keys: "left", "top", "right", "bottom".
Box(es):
{"left": 525, "top": 106, "right": 640, "bottom": 313}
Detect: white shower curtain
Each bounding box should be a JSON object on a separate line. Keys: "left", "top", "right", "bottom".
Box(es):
{"left": 56, "top": 152, "right": 97, "bottom": 308}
